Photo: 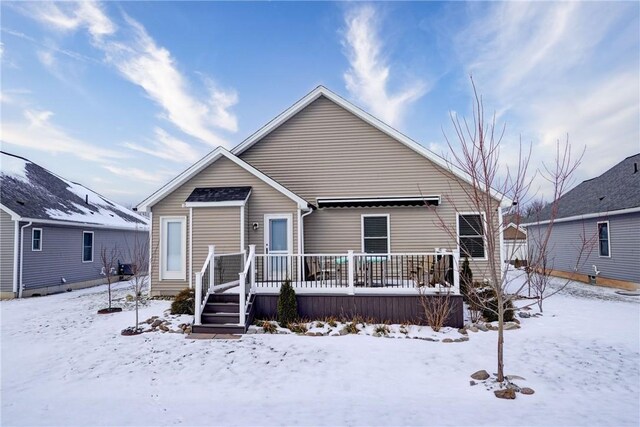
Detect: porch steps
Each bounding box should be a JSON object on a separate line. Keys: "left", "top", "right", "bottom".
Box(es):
{"left": 192, "top": 293, "right": 254, "bottom": 335}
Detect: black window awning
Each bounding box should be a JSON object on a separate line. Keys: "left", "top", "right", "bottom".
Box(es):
{"left": 316, "top": 196, "right": 440, "bottom": 209}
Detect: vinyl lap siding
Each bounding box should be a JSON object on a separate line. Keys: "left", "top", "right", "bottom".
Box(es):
{"left": 20, "top": 224, "right": 147, "bottom": 290}
{"left": 192, "top": 207, "right": 240, "bottom": 275}
{"left": 1, "top": 209, "right": 15, "bottom": 294}
{"left": 150, "top": 156, "right": 298, "bottom": 296}
{"left": 240, "top": 95, "right": 501, "bottom": 279}
{"left": 527, "top": 212, "right": 640, "bottom": 284}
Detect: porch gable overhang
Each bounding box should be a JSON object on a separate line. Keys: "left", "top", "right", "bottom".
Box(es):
{"left": 136, "top": 147, "right": 311, "bottom": 212}
{"left": 183, "top": 186, "right": 252, "bottom": 208}
{"left": 316, "top": 195, "right": 441, "bottom": 209}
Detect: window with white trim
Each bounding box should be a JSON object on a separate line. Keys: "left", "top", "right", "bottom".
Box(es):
{"left": 32, "top": 228, "right": 42, "bottom": 251}
{"left": 161, "top": 217, "right": 186, "bottom": 280}
{"left": 458, "top": 214, "right": 485, "bottom": 259}
{"left": 362, "top": 215, "right": 389, "bottom": 254}
{"left": 82, "top": 231, "right": 93, "bottom": 262}
{"left": 597, "top": 221, "right": 610, "bottom": 257}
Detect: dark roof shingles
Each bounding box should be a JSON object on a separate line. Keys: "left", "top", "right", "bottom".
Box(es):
{"left": 186, "top": 186, "right": 252, "bottom": 203}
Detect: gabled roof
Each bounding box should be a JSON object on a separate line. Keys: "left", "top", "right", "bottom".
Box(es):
{"left": 523, "top": 153, "right": 640, "bottom": 225}
{"left": 231, "top": 86, "right": 508, "bottom": 204}
{"left": 136, "top": 147, "right": 310, "bottom": 211}
{"left": 0, "top": 151, "right": 149, "bottom": 230}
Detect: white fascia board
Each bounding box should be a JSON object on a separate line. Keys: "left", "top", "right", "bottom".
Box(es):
{"left": 136, "top": 147, "right": 309, "bottom": 212}
{"left": 521, "top": 206, "right": 640, "bottom": 227}
{"left": 0, "top": 204, "right": 22, "bottom": 220}
{"left": 183, "top": 201, "right": 246, "bottom": 208}
{"left": 230, "top": 86, "right": 510, "bottom": 204}
{"left": 317, "top": 195, "right": 440, "bottom": 203}
{"left": 504, "top": 222, "right": 527, "bottom": 234}
{"left": 18, "top": 217, "right": 149, "bottom": 231}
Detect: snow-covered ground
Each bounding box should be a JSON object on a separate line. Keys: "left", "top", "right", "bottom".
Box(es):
{"left": 1, "top": 276, "right": 638, "bottom": 426}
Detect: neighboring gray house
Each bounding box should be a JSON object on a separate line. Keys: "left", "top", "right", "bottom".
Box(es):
{"left": 0, "top": 152, "right": 149, "bottom": 298}
{"left": 524, "top": 153, "right": 640, "bottom": 289}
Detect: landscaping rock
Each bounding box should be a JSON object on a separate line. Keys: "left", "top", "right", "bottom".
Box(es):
{"left": 151, "top": 319, "right": 163, "bottom": 328}
{"left": 506, "top": 375, "right": 526, "bottom": 381}
{"left": 477, "top": 324, "right": 488, "bottom": 332}
{"left": 504, "top": 322, "right": 519, "bottom": 330}
{"left": 471, "top": 370, "right": 490, "bottom": 380}
{"left": 469, "top": 326, "right": 479, "bottom": 333}
{"left": 470, "top": 380, "right": 477, "bottom": 386}
{"left": 518, "top": 312, "right": 531, "bottom": 319}
{"left": 520, "top": 387, "right": 535, "bottom": 395}
{"left": 442, "top": 338, "right": 453, "bottom": 343}
{"left": 339, "top": 327, "right": 348, "bottom": 336}
{"left": 494, "top": 388, "right": 516, "bottom": 399}
{"left": 458, "top": 328, "right": 468, "bottom": 335}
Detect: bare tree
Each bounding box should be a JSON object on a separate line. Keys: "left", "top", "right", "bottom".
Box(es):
{"left": 122, "top": 229, "right": 153, "bottom": 334}
{"left": 434, "top": 76, "right": 589, "bottom": 383}
{"left": 524, "top": 198, "right": 546, "bottom": 218}
{"left": 98, "top": 245, "right": 121, "bottom": 313}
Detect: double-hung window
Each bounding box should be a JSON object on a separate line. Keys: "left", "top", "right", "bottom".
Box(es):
{"left": 362, "top": 215, "right": 390, "bottom": 254}
{"left": 32, "top": 228, "right": 42, "bottom": 251}
{"left": 597, "top": 221, "right": 610, "bottom": 257}
{"left": 161, "top": 217, "right": 186, "bottom": 280}
{"left": 458, "top": 213, "right": 486, "bottom": 259}
{"left": 82, "top": 231, "right": 94, "bottom": 262}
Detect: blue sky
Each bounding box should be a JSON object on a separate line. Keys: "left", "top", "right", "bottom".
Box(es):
{"left": 1, "top": 1, "right": 638, "bottom": 206}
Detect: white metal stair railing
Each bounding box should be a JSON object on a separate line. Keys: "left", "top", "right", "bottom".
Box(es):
{"left": 238, "top": 245, "right": 256, "bottom": 328}
{"left": 194, "top": 245, "right": 215, "bottom": 326}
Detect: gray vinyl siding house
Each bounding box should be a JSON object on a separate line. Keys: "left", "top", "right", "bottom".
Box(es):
{"left": 137, "top": 86, "right": 506, "bottom": 331}
{"left": 524, "top": 153, "right": 640, "bottom": 289}
{"left": 0, "top": 152, "right": 149, "bottom": 298}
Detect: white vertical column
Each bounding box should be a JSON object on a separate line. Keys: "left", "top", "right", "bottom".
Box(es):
{"left": 347, "top": 250, "right": 355, "bottom": 295}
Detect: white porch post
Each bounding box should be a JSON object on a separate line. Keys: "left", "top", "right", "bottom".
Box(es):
{"left": 239, "top": 273, "right": 246, "bottom": 327}
{"left": 195, "top": 272, "right": 203, "bottom": 325}
{"left": 209, "top": 245, "right": 215, "bottom": 294}
{"left": 189, "top": 208, "right": 193, "bottom": 289}
{"left": 452, "top": 249, "right": 460, "bottom": 294}
{"left": 249, "top": 244, "right": 256, "bottom": 293}
{"left": 347, "top": 250, "right": 355, "bottom": 295}
{"left": 240, "top": 205, "right": 245, "bottom": 251}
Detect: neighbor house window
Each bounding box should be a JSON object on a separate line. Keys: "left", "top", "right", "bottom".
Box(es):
{"left": 32, "top": 228, "right": 42, "bottom": 251}
{"left": 82, "top": 231, "right": 94, "bottom": 262}
{"left": 458, "top": 213, "right": 486, "bottom": 259}
{"left": 597, "top": 221, "right": 610, "bottom": 257}
{"left": 362, "top": 215, "right": 390, "bottom": 254}
{"left": 161, "top": 217, "right": 186, "bottom": 280}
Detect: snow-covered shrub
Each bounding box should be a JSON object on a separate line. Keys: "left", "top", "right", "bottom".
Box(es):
{"left": 277, "top": 280, "right": 298, "bottom": 326}
{"left": 344, "top": 322, "right": 359, "bottom": 334}
{"left": 289, "top": 322, "right": 308, "bottom": 334}
{"left": 170, "top": 288, "right": 195, "bottom": 315}
{"left": 260, "top": 320, "right": 277, "bottom": 334}
{"left": 374, "top": 324, "right": 390, "bottom": 336}
{"left": 325, "top": 316, "right": 338, "bottom": 328}
{"left": 476, "top": 287, "right": 514, "bottom": 322}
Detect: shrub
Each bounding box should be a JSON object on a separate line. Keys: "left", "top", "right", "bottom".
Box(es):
{"left": 476, "top": 287, "right": 514, "bottom": 322}
{"left": 344, "top": 322, "right": 360, "bottom": 334}
{"left": 315, "top": 321, "right": 325, "bottom": 328}
{"left": 170, "top": 288, "right": 195, "bottom": 315}
{"left": 325, "top": 316, "right": 338, "bottom": 328}
{"left": 289, "top": 323, "right": 308, "bottom": 334}
{"left": 460, "top": 257, "right": 474, "bottom": 301}
{"left": 261, "top": 320, "right": 277, "bottom": 334}
{"left": 374, "top": 324, "right": 390, "bottom": 336}
{"left": 277, "top": 280, "right": 298, "bottom": 327}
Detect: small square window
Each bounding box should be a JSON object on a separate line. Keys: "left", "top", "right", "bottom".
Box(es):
{"left": 362, "top": 215, "right": 389, "bottom": 254}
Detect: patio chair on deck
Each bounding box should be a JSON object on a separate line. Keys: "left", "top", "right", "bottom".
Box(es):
{"left": 306, "top": 256, "right": 336, "bottom": 284}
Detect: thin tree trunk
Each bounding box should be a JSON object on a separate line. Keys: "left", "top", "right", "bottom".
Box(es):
{"left": 496, "top": 290, "right": 505, "bottom": 382}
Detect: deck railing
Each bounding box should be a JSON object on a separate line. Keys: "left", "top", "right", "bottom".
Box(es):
{"left": 238, "top": 245, "right": 256, "bottom": 327}
{"left": 252, "top": 250, "right": 460, "bottom": 294}
{"left": 194, "top": 245, "right": 215, "bottom": 326}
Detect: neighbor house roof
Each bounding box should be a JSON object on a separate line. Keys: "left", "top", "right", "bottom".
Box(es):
{"left": 0, "top": 152, "right": 149, "bottom": 230}
{"left": 523, "top": 153, "right": 640, "bottom": 225}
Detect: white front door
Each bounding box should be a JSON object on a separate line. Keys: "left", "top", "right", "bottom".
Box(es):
{"left": 264, "top": 214, "right": 292, "bottom": 282}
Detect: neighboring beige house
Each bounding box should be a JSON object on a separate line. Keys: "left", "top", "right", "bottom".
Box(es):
{"left": 137, "top": 86, "right": 505, "bottom": 333}
{"left": 503, "top": 222, "right": 528, "bottom": 264}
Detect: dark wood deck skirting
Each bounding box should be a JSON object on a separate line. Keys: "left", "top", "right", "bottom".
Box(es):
{"left": 253, "top": 294, "right": 463, "bottom": 328}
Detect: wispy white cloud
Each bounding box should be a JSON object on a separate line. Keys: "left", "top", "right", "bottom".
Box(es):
{"left": 121, "top": 127, "right": 203, "bottom": 163}
{"left": 451, "top": 2, "right": 639, "bottom": 199}
{"left": 342, "top": 5, "right": 427, "bottom": 127}
{"left": 1, "top": 109, "right": 126, "bottom": 161}
{"left": 102, "top": 164, "right": 173, "bottom": 184}
{"left": 18, "top": 1, "right": 238, "bottom": 147}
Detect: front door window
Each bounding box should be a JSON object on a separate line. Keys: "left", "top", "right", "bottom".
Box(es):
{"left": 265, "top": 215, "right": 290, "bottom": 281}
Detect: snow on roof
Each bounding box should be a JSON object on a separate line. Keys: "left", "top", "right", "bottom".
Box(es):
{"left": 0, "top": 151, "right": 149, "bottom": 230}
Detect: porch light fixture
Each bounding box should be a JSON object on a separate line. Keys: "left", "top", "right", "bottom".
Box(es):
{"left": 252, "top": 222, "right": 259, "bottom": 231}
